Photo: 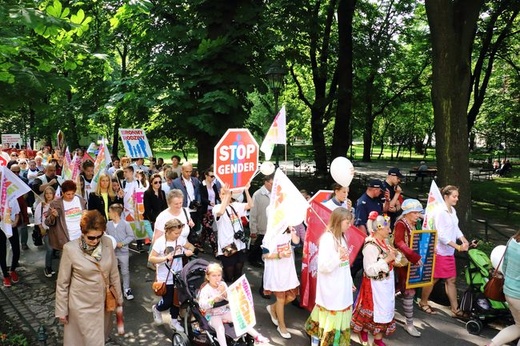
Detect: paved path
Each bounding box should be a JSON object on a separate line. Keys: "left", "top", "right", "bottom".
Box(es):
{"left": 0, "top": 240, "right": 505, "bottom": 346}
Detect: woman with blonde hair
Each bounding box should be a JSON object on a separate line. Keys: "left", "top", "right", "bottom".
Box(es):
{"left": 305, "top": 207, "right": 354, "bottom": 345}
{"left": 88, "top": 172, "right": 123, "bottom": 221}
{"left": 149, "top": 218, "right": 195, "bottom": 332}
{"left": 198, "top": 262, "right": 268, "bottom": 345}
{"left": 153, "top": 189, "right": 194, "bottom": 244}
{"left": 34, "top": 186, "right": 57, "bottom": 277}
{"left": 351, "top": 212, "right": 396, "bottom": 346}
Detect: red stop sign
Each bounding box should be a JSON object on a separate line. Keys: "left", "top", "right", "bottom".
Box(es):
{"left": 214, "top": 129, "right": 259, "bottom": 190}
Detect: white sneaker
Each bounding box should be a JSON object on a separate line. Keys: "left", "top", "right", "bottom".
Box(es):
{"left": 124, "top": 288, "right": 134, "bottom": 300}
{"left": 152, "top": 304, "right": 163, "bottom": 324}
{"left": 404, "top": 324, "right": 421, "bottom": 337}
{"left": 170, "top": 319, "right": 184, "bottom": 332}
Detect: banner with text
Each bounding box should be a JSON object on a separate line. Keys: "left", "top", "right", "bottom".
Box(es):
{"left": 406, "top": 229, "right": 438, "bottom": 289}
{"left": 119, "top": 129, "right": 153, "bottom": 159}
{"left": 227, "top": 275, "right": 256, "bottom": 336}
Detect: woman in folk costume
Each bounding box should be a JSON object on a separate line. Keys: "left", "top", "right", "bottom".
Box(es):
{"left": 305, "top": 207, "right": 354, "bottom": 346}
{"left": 351, "top": 212, "right": 396, "bottom": 346}
{"left": 393, "top": 199, "right": 424, "bottom": 337}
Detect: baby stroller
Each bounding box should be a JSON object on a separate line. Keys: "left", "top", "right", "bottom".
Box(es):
{"left": 460, "top": 248, "right": 512, "bottom": 335}
{"left": 171, "top": 258, "right": 255, "bottom": 346}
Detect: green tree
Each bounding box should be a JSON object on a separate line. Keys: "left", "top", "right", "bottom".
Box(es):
{"left": 425, "top": 0, "right": 484, "bottom": 230}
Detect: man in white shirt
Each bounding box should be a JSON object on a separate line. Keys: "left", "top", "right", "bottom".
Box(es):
{"left": 171, "top": 162, "right": 201, "bottom": 244}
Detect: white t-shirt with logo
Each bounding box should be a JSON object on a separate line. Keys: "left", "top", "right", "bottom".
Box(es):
{"left": 63, "top": 196, "right": 83, "bottom": 241}
{"left": 152, "top": 235, "right": 186, "bottom": 284}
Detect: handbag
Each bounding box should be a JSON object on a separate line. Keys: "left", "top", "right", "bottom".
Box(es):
{"left": 95, "top": 262, "right": 120, "bottom": 312}
{"left": 483, "top": 242, "right": 508, "bottom": 302}
{"left": 105, "top": 285, "right": 118, "bottom": 312}
{"left": 152, "top": 258, "right": 172, "bottom": 296}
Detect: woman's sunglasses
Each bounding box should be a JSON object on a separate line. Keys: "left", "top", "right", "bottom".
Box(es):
{"left": 86, "top": 235, "right": 103, "bottom": 241}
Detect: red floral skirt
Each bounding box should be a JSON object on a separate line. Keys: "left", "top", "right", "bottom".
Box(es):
{"left": 350, "top": 277, "right": 396, "bottom": 336}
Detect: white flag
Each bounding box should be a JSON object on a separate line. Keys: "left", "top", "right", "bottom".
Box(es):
{"left": 422, "top": 180, "right": 444, "bottom": 230}
{"left": 260, "top": 106, "right": 286, "bottom": 160}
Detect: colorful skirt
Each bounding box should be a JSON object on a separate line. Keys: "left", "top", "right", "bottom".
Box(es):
{"left": 305, "top": 304, "right": 351, "bottom": 346}
{"left": 434, "top": 254, "right": 456, "bottom": 278}
{"left": 350, "top": 277, "right": 396, "bottom": 336}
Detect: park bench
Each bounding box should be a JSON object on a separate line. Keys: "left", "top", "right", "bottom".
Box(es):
{"left": 407, "top": 167, "right": 437, "bottom": 182}
{"left": 471, "top": 168, "right": 494, "bottom": 181}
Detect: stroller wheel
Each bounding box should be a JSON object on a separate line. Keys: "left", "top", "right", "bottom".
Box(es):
{"left": 172, "top": 332, "right": 190, "bottom": 346}
{"left": 466, "top": 319, "right": 483, "bottom": 335}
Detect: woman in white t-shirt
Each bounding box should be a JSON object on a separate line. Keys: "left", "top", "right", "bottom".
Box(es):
{"left": 45, "top": 180, "right": 87, "bottom": 251}
{"left": 149, "top": 218, "right": 195, "bottom": 332}
{"left": 153, "top": 189, "right": 194, "bottom": 244}
{"left": 263, "top": 227, "right": 300, "bottom": 339}
{"left": 213, "top": 183, "right": 252, "bottom": 283}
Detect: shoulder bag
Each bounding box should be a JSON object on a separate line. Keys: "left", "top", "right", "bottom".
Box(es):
{"left": 152, "top": 260, "right": 171, "bottom": 296}
{"left": 483, "top": 240, "right": 510, "bottom": 302}
{"left": 95, "top": 262, "right": 119, "bottom": 312}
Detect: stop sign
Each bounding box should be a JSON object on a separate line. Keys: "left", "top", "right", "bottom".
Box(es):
{"left": 214, "top": 129, "right": 259, "bottom": 190}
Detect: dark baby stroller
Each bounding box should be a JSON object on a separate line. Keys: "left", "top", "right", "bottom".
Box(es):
{"left": 460, "top": 248, "right": 512, "bottom": 335}
{"left": 172, "top": 258, "right": 255, "bottom": 346}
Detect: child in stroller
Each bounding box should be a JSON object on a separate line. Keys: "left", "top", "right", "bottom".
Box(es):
{"left": 175, "top": 259, "right": 268, "bottom": 345}
{"left": 461, "top": 248, "right": 512, "bottom": 335}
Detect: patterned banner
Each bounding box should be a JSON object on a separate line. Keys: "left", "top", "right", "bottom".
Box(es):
{"left": 227, "top": 275, "right": 256, "bottom": 336}
{"left": 91, "top": 138, "right": 112, "bottom": 192}
{"left": 0, "top": 166, "right": 31, "bottom": 237}
{"left": 260, "top": 106, "right": 286, "bottom": 161}
{"left": 61, "top": 147, "right": 72, "bottom": 180}
{"left": 422, "top": 180, "right": 444, "bottom": 230}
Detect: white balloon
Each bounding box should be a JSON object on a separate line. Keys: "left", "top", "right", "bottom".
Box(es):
{"left": 260, "top": 161, "right": 276, "bottom": 175}
{"left": 330, "top": 157, "right": 355, "bottom": 187}
{"left": 490, "top": 245, "right": 507, "bottom": 273}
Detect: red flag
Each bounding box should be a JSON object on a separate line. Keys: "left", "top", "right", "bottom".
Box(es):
{"left": 300, "top": 201, "right": 365, "bottom": 311}
{"left": 300, "top": 200, "right": 330, "bottom": 311}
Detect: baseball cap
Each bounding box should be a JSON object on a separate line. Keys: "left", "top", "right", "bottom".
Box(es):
{"left": 368, "top": 179, "right": 383, "bottom": 188}
{"left": 388, "top": 167, "right": 403, "bottom": 178}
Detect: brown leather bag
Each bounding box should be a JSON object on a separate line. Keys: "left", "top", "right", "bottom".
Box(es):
{"left": 152, "top": 260, "right": 171, "bottom": 296}
{"left": 152, "top": 281, "right": 167, "bottom": 296}
{"left": 105, "top": 285, "right": 118, "bottom": 311}
{"left": 484, "top": 247, "right": 507, "bottom": 302}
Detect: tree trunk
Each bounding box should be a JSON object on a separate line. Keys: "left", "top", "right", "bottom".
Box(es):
{"left": 362, "top": 74, "right": 375, "bottom": 161}
{"left": 425, "top": 0, "right": 484, "bottom": 233}
{"left": 331, "top": 0, "right": 356, "bottom": 160}
{"left": 195, "top": 132, "right": 219, "bottom": 173}
{"left": 311, "top": 106, "right": 328, "bottom": 174}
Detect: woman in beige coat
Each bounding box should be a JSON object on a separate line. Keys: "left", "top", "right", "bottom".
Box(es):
{"left": 55, "top": 210, "right": 123, "bottom": 346}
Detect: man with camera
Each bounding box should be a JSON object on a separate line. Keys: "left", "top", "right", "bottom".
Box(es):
{"left": 171, "top": 162, "right": 202, "bottom": 246}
